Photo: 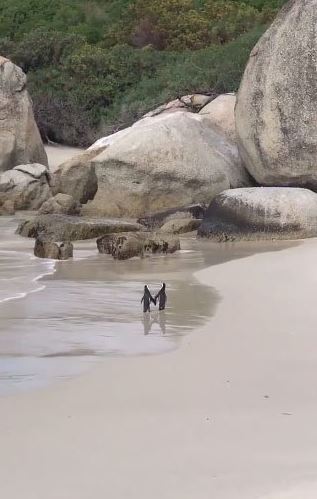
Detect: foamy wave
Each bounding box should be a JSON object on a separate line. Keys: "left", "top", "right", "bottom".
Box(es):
{"left": 0, "top": 250, "right": 56, "bottom": 304}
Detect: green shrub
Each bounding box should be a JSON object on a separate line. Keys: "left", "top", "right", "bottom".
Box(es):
{"left": 0, "top": 0, "right": 288, "bottom": 145}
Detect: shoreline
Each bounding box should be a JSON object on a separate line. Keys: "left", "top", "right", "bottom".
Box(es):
{"left": 0, "top": 214, "right": 296, "bottom": 396}
{"left": 1, "top": 238, "right": 317, "bottom": 497}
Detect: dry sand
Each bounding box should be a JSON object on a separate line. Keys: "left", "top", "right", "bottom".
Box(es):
{"left": 45, "top": 144, "right": 82, "bottom": 170}
{"left": 1, "top": 239, "right": 317, "bottom": 498}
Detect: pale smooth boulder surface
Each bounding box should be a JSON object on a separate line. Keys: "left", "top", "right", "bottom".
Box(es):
{"left": 52, "top": 147, "right": 104, "bottom": 203}
{"left": 84, "top": 112, "right": 251, "bottom": 217}
{"left": 235, "top": 0, "right": 317, "bottom": 189}
{"left": 198, "top": 187, "right": 317, "bottom": 241}
{"left": 0, "top": 56, "right": 47, "bottom": 172}
{"left": 199, "top": 93, "right": 236, "bottom": 142}
{"left": 0, "top": 163, "right": 51, "bottom": 210}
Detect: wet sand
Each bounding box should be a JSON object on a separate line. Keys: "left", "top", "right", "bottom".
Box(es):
{"left": 1, "top": 231, "right": 316, "bottom": 498}
{"left": 0, "top": 220, "right": 288, "bottom": 394}
{"left": 0, "top": 234, "right": 219, "bottom": 394}
{"left": 0, "top": 213, "right": 295, "bottom": 394}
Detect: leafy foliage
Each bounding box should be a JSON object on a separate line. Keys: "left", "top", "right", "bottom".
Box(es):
{"left": 0, "top": 0, "right": 287, "bottom": 145}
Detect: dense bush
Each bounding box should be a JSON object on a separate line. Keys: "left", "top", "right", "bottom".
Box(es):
{"left": 0, "top": 0, "right": 287, "bottom": 146}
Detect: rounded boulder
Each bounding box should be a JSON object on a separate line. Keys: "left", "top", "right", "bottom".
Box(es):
{"left": 198, "top": 187, "right": 317, "bottom": 241}
{"left": 236, "top": 1, "right": 317, "bottom": 189}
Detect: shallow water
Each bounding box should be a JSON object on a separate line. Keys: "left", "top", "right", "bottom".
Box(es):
{"left": 0, "top": 215, "right": 296, "bottom": 395}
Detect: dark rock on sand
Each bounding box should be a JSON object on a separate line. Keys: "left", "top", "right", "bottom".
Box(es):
{"left": 34, "top": 237, "right": 73, "bottom": 260}
{"left": 17, "top": 214, "right": 143, "bottom": 241}
{"left": 198, "top": 187, "right": 317, "bottom": 241}
{"left": 97, "top": 232, "right": 180, "bottom": 260}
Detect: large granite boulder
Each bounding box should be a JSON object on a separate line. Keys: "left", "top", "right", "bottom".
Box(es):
{"left": 97, "top": 232, "right": 180, "bottom": 260}
{"left": 34, "top": 237, "right": 73, "bottom": 260}
{"left": 0, "top": 163, "right": 51, "bottom": 210}
{"left": 199, "top": 94, "right": 236, "bottom": 142}
{"left": 52, "top": 147, "right": 104, "bottom": 203}
{"left": 83, "top": 112, "right": 251, "bottom": 217}
{"left": 0, "top": 57, "right": 47, "bottom": 172}
{"left": 16, "top": 214, "right": 143, "bottom": 241}
{"left": 39, "top": 193, "right": 81, "bottom": 215}
{"left": 235, "top": 1, "right": 317, "bottom": 189}
{"left": 198, "top": 187, "right": 317, "bottom": 241}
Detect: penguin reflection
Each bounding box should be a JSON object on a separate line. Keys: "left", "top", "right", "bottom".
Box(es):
{"left": 142, "top": 311, "right": 167, "bottom": 336}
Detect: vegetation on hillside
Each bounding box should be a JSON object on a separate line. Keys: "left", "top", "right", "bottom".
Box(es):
{"left": 0, "top": 0, "right": 287, "bottom": 146}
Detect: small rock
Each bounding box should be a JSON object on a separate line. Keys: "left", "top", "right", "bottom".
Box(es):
{"left": 0, "top": 199, "right": 15, "bottom": 215}
{"left": 34, "top": 236, "right": 73, "bottom": 260}
{"left": 59, "top": 241, "right": 74, "bottom": 260}
{"left": 159, "top": 218, "right": 202, "bottom": 234}
{"left": 39, "top": 193, "right": 81, "bottom": 216}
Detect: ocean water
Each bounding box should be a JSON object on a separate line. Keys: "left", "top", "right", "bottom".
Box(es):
{"left": 0, "top": 215, "right": 56, "bottom": 303}
{"left": 0, "top": 216, "right": 219, "bottom": 395}
{"left": 0, "top": 215, "right": 293, "bottom": 396}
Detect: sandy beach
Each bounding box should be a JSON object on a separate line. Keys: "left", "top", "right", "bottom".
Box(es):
{"left": 45, "top": 144, "right": 83, "bottom": 171}
{"left": 1, "top": 236, "right": 317, "bottom": 498}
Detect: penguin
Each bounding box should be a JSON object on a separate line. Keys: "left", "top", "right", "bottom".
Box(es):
{"left": 155, "top": 283, "right": 167, "bottom": 311}
{"left": 141, "top": 285, "right": 156, "bottom": 313}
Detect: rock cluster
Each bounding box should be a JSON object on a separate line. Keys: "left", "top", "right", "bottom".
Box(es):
{"left": 0, "top": 163, "right": 51, "bottom": 210}
{"left": 8, "top": 8, "right": 317, "bottom": 247}
{"left": 97, "top": 232, "right": 180, "bottom": 260}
